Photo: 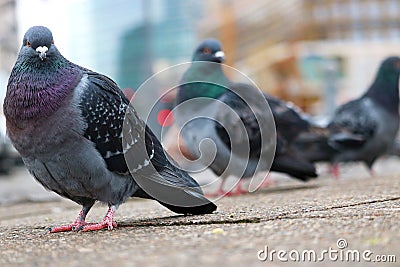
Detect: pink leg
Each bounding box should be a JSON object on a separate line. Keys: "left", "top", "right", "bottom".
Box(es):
{"left": 49, "top": 206, "right": 92, "bottom": 233}
{"left": 209, "top": 178, "right": 247, "bottom": 197}
{"left": 225, "top": 179, "right": 248, "bottom": 196}
{"left": 233, "top": 179, "right": 247, "bottom": 194}
{"left": 368, "top": 168, "right": 375, "bottom": 177}
{"left": 258, "top": 173, "right": 275, "bottom": 189}
{"left": 80, "top": 205, "right": 118, "bottom": 232}
{"left": 329, "top": 163, "right": 340, "bottom": 179}
{"left": 206, "top": 178, "right": 228, "bottom": 197}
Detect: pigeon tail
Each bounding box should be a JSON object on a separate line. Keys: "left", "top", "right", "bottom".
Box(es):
{"left": 159, "top": 199, "right": 217, "bottom": 215}
{"left": 155, "top": 167, "right": 217, "bottom": 214}
{"left": 271, "top": 155, "right": 317, "bottom": 181}
{"left": 132, "top": 164, "right": 217, "bottom": 215}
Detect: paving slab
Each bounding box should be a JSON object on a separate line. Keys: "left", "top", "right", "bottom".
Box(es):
{"left": 0, "top": 158, "right": 399, "bottom": 267}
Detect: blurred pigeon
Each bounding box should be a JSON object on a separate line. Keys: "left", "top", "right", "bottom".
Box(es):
{"left": 4, "top": 26, "right": 216, "bottom": 232}
{"left": 296, "top": 56, "right": 400, "bottom": 176}
{"left": 387, "top": 139, "right": 400, "bottom": 157}
{"left": 264, "top": 95, "right": 318, "bottom": 179}
{"left": 175, "top": 39, "right": 317, "bottom": 196}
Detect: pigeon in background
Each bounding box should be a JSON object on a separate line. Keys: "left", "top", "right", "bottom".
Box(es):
{"left": 265, "top": 95, "right": 318, "bottom": 179}
{"left": 387, "top": 139, "right": 400, "bottom": 157}
{"left": 175, "top": 39, "right": 317, "bottom": 196}
{"left": 296, "top": 56, "right": 400, "bottom": 176}
{"left": 4, "top": 26, "right": 216, "bottom": 232}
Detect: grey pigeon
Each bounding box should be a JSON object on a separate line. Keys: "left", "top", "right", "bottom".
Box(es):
{"left": 175, "top": 39, "right": 317, "bottom": 196}
{"left": 4, "top": 26, "right": 216, "bottom": 232}
{"left": 296, "top": 56, "right": 400, "bottom": 176}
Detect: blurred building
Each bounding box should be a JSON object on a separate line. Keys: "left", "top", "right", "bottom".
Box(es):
{"left": 0, "top": 0, "right": 18, "bottom": 102}
{"left": 8, "top": 0, "right": 400, "bottom": 117}
{"left": 197, "top": 0, "right": 400, "bottom": 114}
{"left": 15, "top": 0, "right": 204, "bottom": 137}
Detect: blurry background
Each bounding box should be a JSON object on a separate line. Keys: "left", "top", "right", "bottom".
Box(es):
{"left": 2, "top": 0, "right": 400, "bottom": 113}
{"left": 0, "top": 0, "right": 399, "bottom": 182}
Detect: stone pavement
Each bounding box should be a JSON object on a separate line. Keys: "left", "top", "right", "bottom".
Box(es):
{"left": 0, "top": 158, "right": 399, "bottom": 267}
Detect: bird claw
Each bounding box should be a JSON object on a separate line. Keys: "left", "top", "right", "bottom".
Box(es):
{"left": 206, "top": 188, "right": 248, "bottom": 198}
{"left": 48, "top": 220, "right": 117, "bottom": 233}
{"left": 48, "top": 221, "right": 90, "bottom": 233}
{"left": 48, "top": 206, "right": 118, "bottom": 233}
{"left": 80, "top": 220, "right": 117, "bottom": 232}
{"left": 48, "top": 224, "right": 74, "bottom": 233}
{"left": 225, "top": 189, "right": 248, "bottom": 197}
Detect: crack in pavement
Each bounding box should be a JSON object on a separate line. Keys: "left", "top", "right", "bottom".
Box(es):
{"left": 118, "top": 196, "right": 400, "bottom": 228}
{"left": 3, "top": 196, "right": 399, "bottom": 231}
{"left": 68, "top": 196, "right": 399, "bottom": 230}
{"left": 117, "top": 217, "right": 262, "bottom": 228}
{"left": 263, "top": 196, "right": 400, "bottom": 221}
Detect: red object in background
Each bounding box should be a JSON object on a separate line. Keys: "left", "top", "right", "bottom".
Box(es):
{"left": 122, "top": 88, "right": 135, "bottom": 101}
{"left": 157, "top": 109, "right": 174, "bottom": 127}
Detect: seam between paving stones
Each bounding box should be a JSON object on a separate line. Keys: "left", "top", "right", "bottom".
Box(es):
{"left": 262, "top": 196, "right": 400, "bottom": 222}
{"left": 2, "top": 196, "right": 399, "bottom": 232}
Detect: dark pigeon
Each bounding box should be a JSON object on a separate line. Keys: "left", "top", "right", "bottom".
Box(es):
{"left": 3, "top": 26, "right": 216, "bottom": 232}
{"left": 264, "top": 96, "right": 318, "bottom": 180}
{"left": 295, "top": 56, "right": 400, "bottom": 176}
{"left": 175, "top": 39, "right": 317, "bottom": 196}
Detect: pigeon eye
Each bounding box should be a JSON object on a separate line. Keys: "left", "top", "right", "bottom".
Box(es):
{"left": 26, "top": 41, "right": 31, "bottom": 47}
{"left": 203, "top": 47, "right": 211, "bottom": 54}
{"left": 51, "top": 40, "right": 54, "bottom": 45}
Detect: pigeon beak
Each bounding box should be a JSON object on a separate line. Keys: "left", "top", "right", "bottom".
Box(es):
{"left": 214, "top": 51, "right": 225, "bottom": 62}
{"left": 36, "top": 46, "right": 48, "bottom": 61}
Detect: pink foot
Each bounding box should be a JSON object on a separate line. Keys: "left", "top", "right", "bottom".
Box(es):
{"left": 80, "top": 206, "right": 117, "bottom": 232}
{"left": 48, "top": 205, "right": 118, "bottom": 233}
{"left": 207, "top": 188, "right": 246, "bottom": 197}
{"left": 205, "top": 179, "right": 228, "bottom": 198}
{"left": 225, "top": 180, "right": 248, "bottom": 196}
{"left": 49, "top": 222, "right": 92, "bottom": 233}
{"left": 209, "top": 180, "right": 247, "bottom": 197}
{"left": 49, "top": 208, "right": 91, "bottom": 233}
{"left": 258, "top": 174, "right": 275, "bottom": 189}
{"left": 368, "top": 169, "right": 375, "bottom": 177}
{"left": 224, "top": 189, "right": 247, "bottom": 196}
{"left": 206, "top": 189, "right": 227, "bottom": 198}
{"left": 80, "top": 220, "right": 117, "bottom": 232}
{"left": 329, "top": 164, "right": 340, "bottom": 179}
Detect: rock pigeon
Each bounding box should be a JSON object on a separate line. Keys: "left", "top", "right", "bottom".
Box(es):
{"left": 295, "top": 56, "right": 400, "bottom": 176}
{"left": 175, "top": 39, "right": 317, "bottom": 196}
{"left": 264, "top": 95, "right": 318, "bottom": 179}
{"left": 3, "top": 26, "right": 216, "bottom": 232}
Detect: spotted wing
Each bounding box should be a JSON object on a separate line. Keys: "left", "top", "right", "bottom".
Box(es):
{"left": 79, "top": 72, "right": 150, "bottom": 175}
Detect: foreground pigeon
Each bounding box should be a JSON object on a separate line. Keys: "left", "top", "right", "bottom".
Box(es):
{"left": 175, "top": 39, "right": 317, "bottom": 196}
{"left": 295, "top": 56, "right": 400, "bottom": 176}
{"left": 4, "top": 26, "right": 216, "bottom": 232}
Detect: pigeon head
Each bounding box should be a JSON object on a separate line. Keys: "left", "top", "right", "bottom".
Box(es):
{"left": 4, "top": 26, "right": 82, "bottom": 123}
{"left": 364, "top": 56, "right": 400, "bottom": 114}
{"left": 21, "top": 26, "right": 56, "bottom": 62}
{"left": 192, "top": 39, "right": 225, "bottom": 63}
{"left": 378, "top": 56, "right": 400, "bottom": 76}
{"left": 373, "top": 56, "right": 400, "bottom": 89}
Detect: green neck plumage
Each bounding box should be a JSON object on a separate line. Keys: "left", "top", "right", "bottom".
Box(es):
{"left": 177, "top": 62, "right": 230, "bottom": 104}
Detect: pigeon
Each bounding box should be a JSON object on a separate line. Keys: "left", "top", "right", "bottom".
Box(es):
{"left": 295, "top": 56, "right": 400, "bottom": 176}
{"left": 3, "top": 26, "right": 216, "bottom": 232}
{"left": 264, "top": 95, "right": 318, "bottom": 179}
{"left": 387, "top": 139, "right": 400, "bottom": 157}
{"left": 175, "top": 39, "right": 317, "bottom": 196}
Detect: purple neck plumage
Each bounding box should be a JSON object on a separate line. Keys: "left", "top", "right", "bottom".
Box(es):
{"left": 4, "top": 64, "right": 82, "bottom": 125}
